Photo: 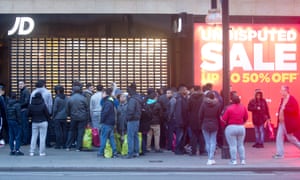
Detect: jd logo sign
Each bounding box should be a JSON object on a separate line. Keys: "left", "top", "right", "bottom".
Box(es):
{"left": 8, "top": 17, "right": 35, "bottom": 36}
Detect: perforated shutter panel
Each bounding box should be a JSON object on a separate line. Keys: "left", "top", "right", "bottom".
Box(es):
{"left": 10, "top": 37, "right": 168, "bottom": 95}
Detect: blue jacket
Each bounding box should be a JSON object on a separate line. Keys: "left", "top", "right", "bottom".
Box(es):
{"left": 101, "top": 96, "right": 116, "bottom": 126}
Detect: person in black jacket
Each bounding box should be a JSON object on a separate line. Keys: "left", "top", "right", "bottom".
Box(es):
{"left": 97, "top": 88, "right": 118, "bottom": 158}
{"left": 6, "top": 92, "right": 23, "bottom": 155}
{"left": 18, "top": 81, "right": 31, "bottom": 145}
{"left": 53, "top": 85, "right": 68, "bottom": 149}
{"left": 0, "top": 84, "right": 8, "bottom": 146}
{"left": 188, "top": 86, "right": 205, "bottom": 156}
{"left": 248, "top": 89, "right": 270, "bottom": 148}
{"left": 146, "top": 89, "right": 163, "bottom": 153}
{"left": 199, "top": 91, "right": 221, "bottom": 165}
{"left": 126, "top": 85, "right": 142, "bottom": 158}
{"left": 28, "top": 92, "right": 50, "bottom": 156}
{"left": 174, "top": 85, "right": 189, "bottom": 155}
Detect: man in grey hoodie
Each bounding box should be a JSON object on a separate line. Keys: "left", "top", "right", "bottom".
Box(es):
{"left": 30, "top": 80, "right": 52, "bottom": 114}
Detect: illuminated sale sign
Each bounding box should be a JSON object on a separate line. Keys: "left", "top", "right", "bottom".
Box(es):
{"left": 194, "top": 23, "right": 300, "bottom": 127}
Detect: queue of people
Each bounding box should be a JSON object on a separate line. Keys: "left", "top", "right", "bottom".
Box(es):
{"left": 0, "top": 81, "right": 300, "bottom": 166}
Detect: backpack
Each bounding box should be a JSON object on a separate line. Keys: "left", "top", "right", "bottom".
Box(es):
{"left": 140, "top": 102, "right": 154, "bottom": 132}
{"left": 142, "top": 103, "right": 154, "bottom": 122}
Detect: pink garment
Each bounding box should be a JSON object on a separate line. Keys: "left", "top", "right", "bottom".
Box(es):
{"left": 222, "top": 104, "right": 248, "bottom": 125}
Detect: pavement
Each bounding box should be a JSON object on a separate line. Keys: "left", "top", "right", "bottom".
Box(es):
{"left": 0, "top": 142, "right": 300, "bottom": 172}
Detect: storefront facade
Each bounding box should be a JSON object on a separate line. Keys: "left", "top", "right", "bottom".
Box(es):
{"left": 1, "top": 0, "right": 300, "bottom": 129}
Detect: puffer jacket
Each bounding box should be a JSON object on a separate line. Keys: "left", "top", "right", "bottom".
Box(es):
{"left": 199, "top": 97, "right": 221, "bottom": 132}
{"left": 28, "top": 96, "right": 50, "bottom": 123}
{"left": 6, "top": 98, "right": 21, "bottom": 124}
{"left": 67, "top": 93, "right": 89, "bottom": 121}
{"left": 146, "top": 98, "right": 162, "bottom": 125}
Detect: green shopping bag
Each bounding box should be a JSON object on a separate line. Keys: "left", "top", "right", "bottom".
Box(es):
{"left": 121, "top": 132, "right": 142, "bottom": 155}
{"left": 104, "top": 140, "right": 113, "bottom": 158}
{"left": 115, "top": 133, "right": 122, "bottom": 154}
{"left": 82, "top": 128, "right": 92, "bottom": 150}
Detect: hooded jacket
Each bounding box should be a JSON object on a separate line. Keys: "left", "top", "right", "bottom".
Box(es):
{"left": 52, "top": 94, "right": 68, "bottom": 120}
{"left": 30, "top": 87, "right": 53, "bottom": 114}
{"left": 100, "top": 96, "right": 116, "bottom": 126}
{"left": 6, "top": 98, "right": 21, "bottom": 123}
{"left": 146, "top": 98, "right": 162, "bottom": 125}
{"left": 28, "top": 94, "right": 50, "bottom": 123}
{"left": 247, "top": 89, "right": 270, "bottom": 126}
{"left": 199, "top": 96, "right": 221, "bottom": 132}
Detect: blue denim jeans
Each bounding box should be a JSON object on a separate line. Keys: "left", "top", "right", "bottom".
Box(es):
{"left": 8, "top": 120, "right": 22, "bottom": 151}
{"left": 202, "top": 129, "right": 217, "bottom": 160}
{"left": 254, "top": 124, "right": 264, "bottom": 144}
{"left": 98, "top": 124, "right": 117, "bottom": 156}
{"left": 21, "top": 109, "right": 30, "bottom": 144}
{"left": 91, "top": 111, "right": 101, "bottom": 130}
{"left": 276, "top": 122, "right": 300, "bottom": 156}
{"left": 225, "top": 125, "right": 246, "bottom": 162}
{"left": 175, "top": 126, "right": 185, "bottom": 154}
{"left": 167, "top": 121, "right": 176, "bottom": 151}
{"left": 127, "top": 120, "right": 140, "bottom": 157}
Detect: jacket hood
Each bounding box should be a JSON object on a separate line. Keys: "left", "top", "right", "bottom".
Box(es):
{"left": 255, "top": 89, "right": 263, "bottom": 98}
{"left": 57, "top": 94, "right": 66, "bottom": 99}
{"left": 31, "top": 96, "right": 44, "bottom": 105}
{"left": 204, "top": 96, "right": 218, "bottom": 107}
{"left": 146, "top": 98, "right": 157, "bottom": 105}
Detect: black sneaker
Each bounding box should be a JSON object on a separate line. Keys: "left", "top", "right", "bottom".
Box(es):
{"left": 155, "top": 149, "right": 163, "bottom": 153}
{"left": 112, "top": 154, "right": 119, "bottom": 158}
{"left": 10, "top": 151, "right": 15, "bottom": 156}
{"left": 15, "top": 151, "right": 24, "bottom": 156}
{"left": 252, "top": 143, "right": 259, "bottom": 148}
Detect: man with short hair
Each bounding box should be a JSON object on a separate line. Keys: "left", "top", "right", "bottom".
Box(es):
{"left": 65, "top": 86, "right": 89, "bottom": 151}
{"left": 173, "top": 85, "right": 189, "bottom": 155}
{"left": 126, "top": 86, "right": 142, "bottom": 158}
{"left": 90, "top": 85, "right": 103, "bottom": 130}
{"left": 30, "top": 80, "right": 52, "bottom": 114}
{"left": 97, "top": 88, "right": 118, "bottom": 158}
{"left": 18, "top": 81, "right": 31, "bottom": 145}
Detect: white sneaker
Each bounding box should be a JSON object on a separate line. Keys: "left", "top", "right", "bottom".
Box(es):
{"left": 206, "top": 159, "right": 216, "bottom": 165}
{"left": 39, "top": 153, "right": 46, "bottom": 156}
{"left": 241, "top": 160, "right": 246, "bottom": 165}
{"left": 229, "top": 160, "right": 237, "bottom": 165}
{"left": 0, "top": 139, "right": 5, "bottom": 145}
{"left": 29, "top": 153, "right": 34, "bottom": 156}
